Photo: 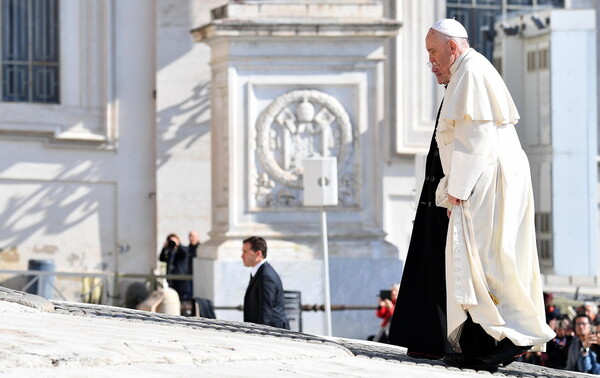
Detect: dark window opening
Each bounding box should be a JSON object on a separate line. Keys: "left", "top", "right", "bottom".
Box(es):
{"left": 1, "top": 0, "right": 59, "bottom": 104}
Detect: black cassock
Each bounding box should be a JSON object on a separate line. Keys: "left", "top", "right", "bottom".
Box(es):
{"left": 388, "top": 100, "right": 450, "bottom": 359}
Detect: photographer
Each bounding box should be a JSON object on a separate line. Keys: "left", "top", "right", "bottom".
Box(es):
{"left": 544, "top": 316, "right": 573, "bottom": 369}
{"left": 158, "top": 233, "right": 195, "bottom": 303}
{"left": 372, "top": 283, "right": 399, "bottom": 343}
{"left": 566, "top": 314, "right": 600, "bottom": 374}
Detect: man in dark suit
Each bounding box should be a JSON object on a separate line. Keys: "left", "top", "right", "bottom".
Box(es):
{"left": 241, "top": 236, "right": 289, "bottom": 329}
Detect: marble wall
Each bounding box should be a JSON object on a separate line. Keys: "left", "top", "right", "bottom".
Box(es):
{"left": 0, "top": 1, "right": 157, "bottom": 302}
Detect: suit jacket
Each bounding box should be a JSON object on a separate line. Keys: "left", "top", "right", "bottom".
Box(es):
{"left": 244, "top": 262, "right": 289, "bottom": 329}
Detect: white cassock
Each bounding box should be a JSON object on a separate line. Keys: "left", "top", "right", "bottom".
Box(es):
{"left": 435, "top": 48, "right": 555, "bottom": 352}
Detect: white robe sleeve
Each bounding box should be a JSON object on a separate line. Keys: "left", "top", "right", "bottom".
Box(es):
{"left": 447, "top": 119, "right": 497, "bottom": 200}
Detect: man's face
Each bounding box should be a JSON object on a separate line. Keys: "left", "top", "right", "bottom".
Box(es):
{"left": 425, "top": 30, "right": 454, "bottom": 85}
{"left": 556, "top": 325, "right": 570, "bottom": 338}
{"left": 585, "top": 305, "right": 596, "bottom": 320}
{"left": 241, "top": 242, "right": 262, "bottom": 267}
{"left": 575, "top": 317, "right": 591, "bottom": 337}
{"left": 167, "top": 235, "right": 180, "bottom": 248}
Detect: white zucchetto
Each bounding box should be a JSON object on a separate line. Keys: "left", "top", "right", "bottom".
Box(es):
{"left": 431, "top": 18, "right": 469, "bottom": 39}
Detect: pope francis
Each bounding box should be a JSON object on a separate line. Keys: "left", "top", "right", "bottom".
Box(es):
{"left": 426, "top": 19, "right": 555, "bottom": 371}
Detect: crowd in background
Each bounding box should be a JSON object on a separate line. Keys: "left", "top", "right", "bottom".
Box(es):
{"left": 370, "top": 289, "right": 600, "bottom": 374}
{"left": 516, "top": 292, "right": 600, "bottom": 374}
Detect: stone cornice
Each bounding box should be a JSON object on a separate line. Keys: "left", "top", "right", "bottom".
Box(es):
{"left": 192, "top": 2, "right": 400, "bottom": 43}
{"left": 192, "top": 20, "right": 401, "bottom": 42}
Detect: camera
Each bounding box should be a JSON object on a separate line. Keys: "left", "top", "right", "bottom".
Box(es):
{"left": 557, "top": 320, "right": 569, "bottom": 330}
{"left": 167, "top": 239, "right": 177, "bottom": 249}
{"left": 380, "top": 290, "right": 392, "bottom": 301}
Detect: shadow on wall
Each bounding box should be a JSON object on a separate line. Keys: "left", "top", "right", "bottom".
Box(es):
{"left": 0, "top": 160, "right": 116, "bottom": 274}
{"left": 156, "top": 80, "right": 211, "bottom": 169}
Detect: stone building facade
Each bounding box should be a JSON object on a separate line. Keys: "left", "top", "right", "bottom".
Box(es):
{"left": 0, "top": 0, "right": 597, "bottom": 339}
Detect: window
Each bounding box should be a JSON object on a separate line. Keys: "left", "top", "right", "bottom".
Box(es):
{"left": 539, "top": 47, "right": 549, "bottom": 70}
{"left": 535, "top": 212, "right": 553, "bottom": 269}
{"left": 447, "top": 0, "right": 564, "bottom": 61}
{"left": 1, "top": 0, "right": 59, "bottom": 104}
{"left": 527, "top": 50, "right": 537, "bottom": 71}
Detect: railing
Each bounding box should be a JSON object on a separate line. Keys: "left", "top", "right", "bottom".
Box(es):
{"left": 0, "top": 269, "right": 379, "bottom": 317}
{"left": 213, "top": 304, "right": 378, "bottom": 311}
{"left": 0, "top": 269, "right": 192, "bottom": 306}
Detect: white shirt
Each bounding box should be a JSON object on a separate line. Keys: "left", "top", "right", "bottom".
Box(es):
{"left": 251, "top": 259, "right": 267, "bottom": 278}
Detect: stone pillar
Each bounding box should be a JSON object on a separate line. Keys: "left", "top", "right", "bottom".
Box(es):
{"left": 192, "top": 0, "right": 400, "bottom": 337}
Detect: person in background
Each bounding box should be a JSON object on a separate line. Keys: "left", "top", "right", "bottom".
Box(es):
{"left": 584, "top": 301, "right": 599, "bottom": 325}
{"left": 188, "top": 230, "right": 201, "bottom": 257}
{"left": 566, "top": 314, "right": 600, "bottom": 374}
{"left": 158, "top": 233, "right": 195, "bottom": 301}
{"left": 372, "top": 283, "right": 399, "bottom": 343}
{"left": 543, "top": 316, "right": 573, "bottom": 369}
{"left": 241, "top": 236, "right": 289, "bottom": 329}
{"left": 544, "top": 292, "right": 561, "bottom": 323}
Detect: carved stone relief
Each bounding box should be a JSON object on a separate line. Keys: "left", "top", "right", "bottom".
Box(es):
{"left": 254, "top": 89, "right": 356, "bottom": 209}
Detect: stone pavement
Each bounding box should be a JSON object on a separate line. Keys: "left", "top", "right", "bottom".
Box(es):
{"left": 0, "top": 287, "right": 592, "bottom": 377}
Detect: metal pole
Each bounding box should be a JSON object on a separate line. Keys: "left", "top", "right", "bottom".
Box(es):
{"left": 321, "top": 206, "right": 332, "bottom": 336}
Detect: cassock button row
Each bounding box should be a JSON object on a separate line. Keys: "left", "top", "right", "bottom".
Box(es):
{"left": 455, "top": 267, "right": 460, "bottom": 271}
{"left": 434, "top": 151, "right": 439, "bottom": 156}
{"left": 455, "top": 277, "right": 460, "bottom": 281}
{"left": 430, "top": 176, "right": 435, "bottom": 182}
{"left": 425, "top": 176, "right": 429, "bottom": 180}
{"left": 456, "top": 286, "right": 461, "bottom": 290}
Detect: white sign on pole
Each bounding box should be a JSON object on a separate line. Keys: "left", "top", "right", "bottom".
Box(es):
{"left": 303, "top": 157, "right": 338, "bottom": 207}
{"left": 303, "top": 157, "right": 338, "bottom": 337}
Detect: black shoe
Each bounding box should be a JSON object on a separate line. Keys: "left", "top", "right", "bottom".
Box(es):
{"left": 442, "top": 353, "right": 499, "bottom": 373}
{"left": 442, "top": 353, "right": 472, "bottom": 367}
{"left": 479, "top": 338, "right": 532, "bottom": 367}
{"left": 500, "top": 348, "right": 530, "bottom": 367}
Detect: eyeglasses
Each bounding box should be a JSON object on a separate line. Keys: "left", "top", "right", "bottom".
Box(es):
{"left": 427, "top": 62, "right": 439, "bottom": 69}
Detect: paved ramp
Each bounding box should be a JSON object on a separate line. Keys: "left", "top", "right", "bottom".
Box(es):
{"left": 0, "top": 287, "right": 586, "bottom": 377}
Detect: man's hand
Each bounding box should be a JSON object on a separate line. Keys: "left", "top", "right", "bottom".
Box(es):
{"left": 583, "top": 333, "right": 599, "bottom": 349}
{"left": 448, "top": 194, "right": 461, "bottom": 206}
{"left": 446, "top": 194, "right": 461, "bottom": 218}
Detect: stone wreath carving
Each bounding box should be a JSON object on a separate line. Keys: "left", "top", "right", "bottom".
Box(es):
{"left": 254, "top": 89, "right": 355, "bottom": 208}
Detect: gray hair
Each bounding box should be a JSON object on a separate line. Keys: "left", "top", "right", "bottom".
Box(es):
{"left": 585, "top": 301, "right": 598, "bottom": 315}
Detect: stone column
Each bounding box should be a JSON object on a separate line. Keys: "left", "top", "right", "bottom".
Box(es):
{"left": 192, "top": 0, "right": 400, "bottom": 337}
